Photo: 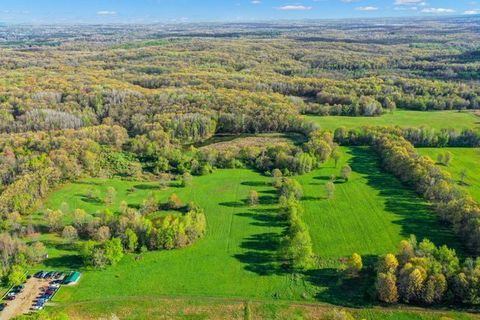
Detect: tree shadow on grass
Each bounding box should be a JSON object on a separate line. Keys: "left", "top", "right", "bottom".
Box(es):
{"left": 234, "top": 201, "right": 286, "bottom": 276}
{"left": 348, "top": 147, "right": 466, "bottom": 255}
{"left": 236, "top": 210, "right": 287, "bottom": 228}
{"left": 134, "top": 184, "right": 158, "bottom": 190}
{"left": 53, "top": 242, "right": 78, "bottom": 252}
{"left": 305, "top": 254, "right": 378, "bottom": 307}
{"left": 233, "top": 175, "right": 381, "bottom": 307}
{"left": 241, "top": 181, "right": 270, "bottom": 187}
{"left": 313, "top": 176, "right": 332, "bottom": 181}
{"left": 43, "top": 255, "right": 84, "bottom": 270}
{"left": 302, "top": 196, "right": 323, "bottom": 201}
{"left": 219, "top": 201, "right": 245, "bottom": 208}
{"left": 75, "top": 181, "right": 101, "bottom": 186}
{"left": 234, "top": 231, "right": 283, "bottom": 276}
{"left": 259, "top": 190, "right": 277, "bottom": 195}
{"left": 235, "top": 206, "right": 379, "bottom": 306}
{"left": 258, "top": 195, "right": 277, "bottom": 205}
{"left": 169, "top": 182, "right": 183, "bottom": 188}
{"left": 78, "top": 195, "right": 103, "bottom": 205}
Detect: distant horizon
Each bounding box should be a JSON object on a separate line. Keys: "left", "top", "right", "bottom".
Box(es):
{"left": 0, "top": 0, "right": 478, "bottom": 24}
{"left": 0, "top": 14, "right": 477, "bottom": 26}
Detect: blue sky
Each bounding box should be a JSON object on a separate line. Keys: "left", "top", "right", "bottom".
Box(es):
{"left": 0, "top": 0, "right": 478, "bottom": 23}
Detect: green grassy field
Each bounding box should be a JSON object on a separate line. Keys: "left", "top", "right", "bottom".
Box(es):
{"left": 295, "top": 147, "right": 462, "bottom": 260}
{"left": 417, "top": 148, "right": 480, "bottom": 202}
{"left": 49, "top": 170, "right": 315, "bottom": 303}
{"left": 307, "top": 110, "right": 480, "bottom": 131}
{"left": 52, "top": 296, "right": 480, "bottom": 320}
{"left": 35, "top": 147, "right": 466, "bottom": 318}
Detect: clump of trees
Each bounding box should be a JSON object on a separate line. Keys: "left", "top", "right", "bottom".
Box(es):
{"left": 80, "top": 238, "right": 124, "bottom": 269}
{"left": 436, "top": 151, "right": 453, "bottom": 166}
{"left": 248, "top": 190, "right": 259, "bottom": 206}
{"left": 339, "top": 253, "right": 363, "bottom": 277}
{"left": 0, "top": 233, "right": 48, "bottom": 285}
{"left": 55, "top": 195, "right": 207, "bottom": 269}
{"left": 278, "top": 178, "right": 304, "bottom": 200}
{"left": 325, "top": 181, "right": 335, "bottom": 199}
{"left": 375, "top": 236, "right": 480, "bottom": 305}
{"left": 340, "top": 165, "right": 352, "bottom": 181}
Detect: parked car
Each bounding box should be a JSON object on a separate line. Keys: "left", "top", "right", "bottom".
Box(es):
{"left": 13, "top": 285, "right": 24, "bottom": 293}
{"left": 0, "top": 303, "right": 6, "bottom": 311}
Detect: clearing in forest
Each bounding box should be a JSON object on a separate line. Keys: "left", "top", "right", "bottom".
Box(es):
{"left": 307, "top": 110, "right": 479, "bottom": 131}
{"left": 36, "top": 148, "right": 461, "bottom": 316}
{"left": 417, "top": 147, "right": 480, "bottom": 202}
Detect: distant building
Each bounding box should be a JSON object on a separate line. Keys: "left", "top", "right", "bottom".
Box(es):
{"left": 63, "top": 272, "right": 81, "bottom": 285}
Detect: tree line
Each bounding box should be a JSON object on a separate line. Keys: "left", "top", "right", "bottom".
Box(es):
{"left": 334, "top": 126, "right": 480, "bottom": 148}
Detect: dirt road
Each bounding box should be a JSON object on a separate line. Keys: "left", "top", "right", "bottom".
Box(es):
{"left": 0, "top": 278, "right": 48, "bottom": 320}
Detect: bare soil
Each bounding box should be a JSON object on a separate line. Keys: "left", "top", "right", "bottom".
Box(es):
{"left": 0, "top": 278, "right": 49, "bottom": 320}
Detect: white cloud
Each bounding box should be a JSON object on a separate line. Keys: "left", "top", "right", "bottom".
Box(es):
{"left": 356, "top": 6, "right": 378, "bottom": 10}
{"left": 394, "top": 6, "right": 418, "bottom": 10}
{"left": 421, "top": 7, "right": 455, "bottom": 13}
{"left": 277, "top": 5, "right": 313, "bottom": 10}
{"left": 97, "top": 11, "right": 117, "bottom": 16}
{"left": 341, "top": 0, "right": 360, "bottom": 3}
{"left": 251, "top": 0, "right": 261, "bottom": 4}
{"left": 394, "top": 0, "right": 423, "bottom": 5}
{"left": 464, "top": 8, "right": 480, "bottom": 14}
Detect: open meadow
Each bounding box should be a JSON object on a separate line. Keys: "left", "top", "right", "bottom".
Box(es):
{"left": 307, "top": 110, "right": 480, "bottom": 131}
{"left": 417, "top": 148, "right": 480, "bottom": 202}
{"left": 28, "top": 147, "right": 466, "bottom": 318}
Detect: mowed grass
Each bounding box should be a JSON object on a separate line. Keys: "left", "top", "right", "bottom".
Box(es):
{"left": 39, "top": 148, "right": 463, "bottom": 316}
{"left": 295, "top": 147, "right": 462, "bottom": 261}
{"left": 307, "top": 110, "right": 480, "bottom": 131}
{"left": 417, "top": 148, "right": 480, "bottom": 202}
{"left": 50, "top": 170, "right": 318, "bottom": 304}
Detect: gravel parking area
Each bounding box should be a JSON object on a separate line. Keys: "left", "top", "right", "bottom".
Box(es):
{"left": 0, "top": 278, "right": 48, "bottom": 320}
